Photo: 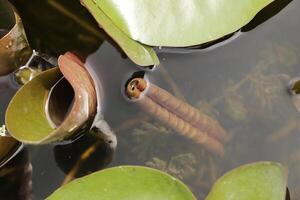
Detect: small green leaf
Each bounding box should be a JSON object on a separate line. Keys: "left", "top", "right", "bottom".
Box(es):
{"left": 205, "top": 162, "right": 287, "bottom": 200}
{"left": 47, "top": 166, "right": 196, "bottom": 200}
{"left": 81, "top": 0, "right": 159, "bottom": 66}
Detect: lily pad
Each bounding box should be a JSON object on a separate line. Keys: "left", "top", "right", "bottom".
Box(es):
{"left": 81, "top": 0, "right": 273, "bottom": 65}
{"left": 91, "top": 0, "right": 274, "bottom": 47}
{"left": 81, "top": 0, "right": 159, "bottom": 66}
{"left": 0, "top": 0, "right": 32, "bottom": 75}
{"left": 5, "top": 53, "right": 97, "bottom": 144}
{"left": 205, "top": 162, "right": 288, "bottom": 200}
{"left": 47, "top": 166, "right": 196, "bottom": 200}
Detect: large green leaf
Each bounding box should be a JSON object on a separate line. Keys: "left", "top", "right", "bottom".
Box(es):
{"left": 205, "top": 162, "right": 287, "bottom": 200}
{"left": 81, "top": 0, "right": 159, "bottom": 66}
{"left": 47, "top": 166, "right": 196, "bottom": 200}
{"left": 96, "top": 0, "right": 274, "bottom": 47}
{"left": 81, "top": 0, "right": 273, "bottom": 65}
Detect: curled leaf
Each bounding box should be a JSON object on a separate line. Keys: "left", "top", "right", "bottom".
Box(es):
{"left": 5, "top": 53, "right": 97, "bottom": 144}
{"left": 205, "top": 162, "right": 288, "bottom": 200}
{"left": 0, "top": 134, "right": 22, "bottom": 167}
{"left": 47, "top": 166, "right": 196, "bottom": 200}
{"left": 0, "top": 0, "right": 32, "bottom": 75}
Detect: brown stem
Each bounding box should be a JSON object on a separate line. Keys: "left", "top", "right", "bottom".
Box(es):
{"left": 127, "top": 78, "right": 229, "bottom": 143}
{"left": 62, "top": 143, "right": 99, "bottom": 185}
{"left": 266, "top": 119, "right": 298, "bottom": 143}
{"left": 147, "top": 83, "right": 228, "bottom": 143}
{"left": 61, "top": 116, "right": 148, "bottom": 185}
{"left": 159, "top": 64, "right": 186, "bottom": 101}
{"left": 126, "top": 78, "right": 225, "bottom": 156}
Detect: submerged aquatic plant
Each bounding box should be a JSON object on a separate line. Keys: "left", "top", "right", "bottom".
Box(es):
{"left": 146, "top": 153, "right": 198, "bottom": 180}
{"left": 130, "top": 121, "right": 173, "bottom": 161}
{"left": 125, "top": 77, "right": 228, "bottom": 156}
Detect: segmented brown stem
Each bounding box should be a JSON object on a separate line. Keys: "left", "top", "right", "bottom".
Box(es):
{"left": 126, "top": 78, "right": 226, "bottom": 156}
{"left": 147, "top": 83, "right": 229, "bottom": 142}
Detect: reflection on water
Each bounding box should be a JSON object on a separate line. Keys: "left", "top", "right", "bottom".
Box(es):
{"left": 54, "top": 133, "right": 114, "bottom": 181}
{"left": 1, "top": 0, "right": 300, "bottom": 199}
{"left": 0, "top": 149, "right": 32, "bottom": 200}
{"left": 0, "top": 29, "right": 8, "bottom": 38}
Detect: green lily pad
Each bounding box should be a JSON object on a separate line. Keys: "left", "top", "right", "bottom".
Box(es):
{"left": 0, "top": 0, "right": 32, "bottom": 75}
{"left": 47, "top": 166, "right": 196, "bottom": 200}
{"left": 5, "top": 53, "right": 97, "bottom": 144}
{"left": 81, "top": 0, "right": 159, "bottom": 66}
{"left": 93, "top": 0, "right": 274, "bottom": 47}
{"left": 81, "top": 0, "right": 273, "bottom": 65}
{"left": 205, "top": 162, "right": 288, "bottom": 200}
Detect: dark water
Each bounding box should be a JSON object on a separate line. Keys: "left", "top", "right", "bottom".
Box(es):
{"left": 0, "top": 0, "right": 15, "bottom": 31}
{"left": 1, "top": 0, "right": 300, "bottom": 199}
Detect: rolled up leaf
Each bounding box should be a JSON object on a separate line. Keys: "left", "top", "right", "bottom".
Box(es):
{"left": 0, "top": 135, "right": 22, "bottom": 167}
{"left": 5, "top": 53, "right": 97, "bottom": 144}
{"left": 0, "top": 0, "right": 32, "bottom": 75}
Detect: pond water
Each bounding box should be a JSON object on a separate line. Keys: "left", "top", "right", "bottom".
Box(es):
{"left": 1, "top": 0, "right": 300, "bottom": 199}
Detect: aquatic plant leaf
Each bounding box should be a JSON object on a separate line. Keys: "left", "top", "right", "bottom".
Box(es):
{"left": 10, "top": 0, "right": 103, "bottom": 57}
{"left": 81, "top": 0, "right": 273, "bottom": 65}
{"left": 5, "top": 53, "right": 97, "bottom": 144}
{"left": 96, "top": 0, "right": 274, "bottom": 47}
{"left": 47, "top": 166, "right": 196, "bottom": 200}
{"left": 81, "top": 0, "right": 159, "bottom": 66}
{"left": 0, "top": 0, "right": 32, "bottom": 75}
{"left": 0, "top": 135, "right": 22, "bottom": 167}
{"left": 205, "top": 162, "right": 287, "bottom": 200}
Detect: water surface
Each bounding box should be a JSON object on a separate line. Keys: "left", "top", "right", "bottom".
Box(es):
{"left": 1, "top": 1, "right": 300, "bottom": 199}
